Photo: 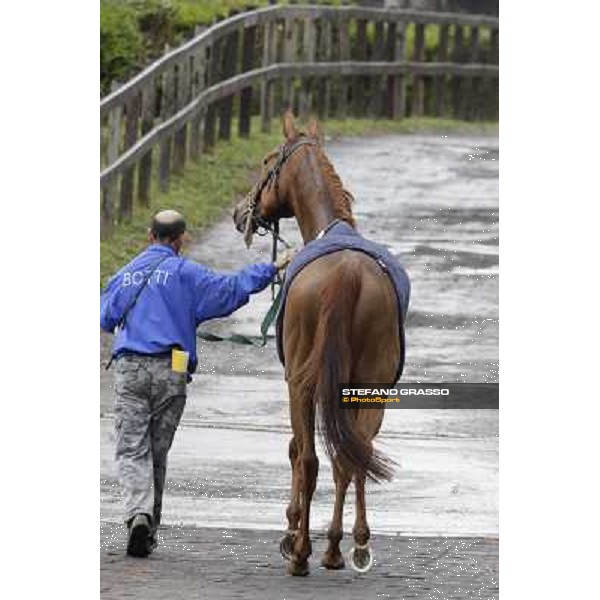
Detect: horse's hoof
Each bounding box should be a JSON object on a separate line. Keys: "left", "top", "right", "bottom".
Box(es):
{"left": 321, "top": 552, "right": 345, "bottom": 570}
{"left": 279, "top": 533, "right": 296, "bottom": 560}
{"left": 287, "top": 559, "right": 310, "bottom": 576}
{"left": 348, "top": 545, "right": 374, "bottom": 573}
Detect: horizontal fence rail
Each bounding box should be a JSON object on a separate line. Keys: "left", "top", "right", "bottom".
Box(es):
{"left": 100, "top": 3, "right": 499, "bottom": 239}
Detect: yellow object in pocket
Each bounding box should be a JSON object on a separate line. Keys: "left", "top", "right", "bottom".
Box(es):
{"left": 171, "top": 349, "right": 189, "bottom": 373}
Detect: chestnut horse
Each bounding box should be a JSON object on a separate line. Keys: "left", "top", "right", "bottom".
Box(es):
{"left": 233, "top": 112, "right": 400, "bottom": 576}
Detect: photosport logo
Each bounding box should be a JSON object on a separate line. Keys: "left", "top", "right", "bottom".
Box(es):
{"left": 338, "top": 384, "right": 499, "bottom": 409}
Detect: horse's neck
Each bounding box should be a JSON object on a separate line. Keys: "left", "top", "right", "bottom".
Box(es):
{"left": 288, "top": 172, "right": 336, "bottom": 244}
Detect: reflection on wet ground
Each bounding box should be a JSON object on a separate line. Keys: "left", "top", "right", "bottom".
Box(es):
{"left": 101, "top": 133, "right": 498, "bottom": 537}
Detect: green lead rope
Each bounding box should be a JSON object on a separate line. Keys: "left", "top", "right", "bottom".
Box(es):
{"left": 196, "top": 283, "right": 284, "bottom": 347}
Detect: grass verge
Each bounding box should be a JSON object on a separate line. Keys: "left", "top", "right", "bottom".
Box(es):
{"left": 100, "top": 117, "right": 498, "bottom": 287}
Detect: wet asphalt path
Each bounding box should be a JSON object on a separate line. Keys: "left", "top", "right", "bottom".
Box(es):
{"left": 100, "top": 133, "right": 498, "bottom": 597}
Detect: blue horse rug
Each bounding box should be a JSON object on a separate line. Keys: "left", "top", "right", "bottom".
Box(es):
{"left": 275, "top": 220, "right": 411, "bottom": 383}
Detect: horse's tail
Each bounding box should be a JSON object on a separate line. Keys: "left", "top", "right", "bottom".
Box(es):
{"left": 308, "top": 262, "right": 394, "bottom": 483}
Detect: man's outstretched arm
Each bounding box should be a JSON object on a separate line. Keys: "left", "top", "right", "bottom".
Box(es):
{"left": 192, "top": 253, "right": 292, "bottom": 323}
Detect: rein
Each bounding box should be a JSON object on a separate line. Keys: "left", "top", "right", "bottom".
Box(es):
{"left": 196, "top": 283, "right": 283, "bottom": 347}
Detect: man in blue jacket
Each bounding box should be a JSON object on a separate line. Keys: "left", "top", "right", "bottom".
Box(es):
{"left": 100, "top": 209, "right": 290, "bottom": 557}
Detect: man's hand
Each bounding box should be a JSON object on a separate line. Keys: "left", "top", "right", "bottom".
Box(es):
{"left": 274, "top": 249, "right": 296, "bottom": 271}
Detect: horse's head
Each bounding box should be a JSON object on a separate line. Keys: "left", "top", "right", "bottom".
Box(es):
{"left": 233, "top": 111, "right": 321, "bottom": 247}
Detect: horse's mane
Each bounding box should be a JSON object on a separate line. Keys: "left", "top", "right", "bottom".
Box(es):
{"left": 313, "top": 144, "right": 356, "bottom": 227}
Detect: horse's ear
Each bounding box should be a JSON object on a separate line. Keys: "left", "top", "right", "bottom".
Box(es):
{"left": 307, "top": 118, "right": 321, "bottom": 142}
{"left": 283, "top": 110, "right": 298, "bottom": 141}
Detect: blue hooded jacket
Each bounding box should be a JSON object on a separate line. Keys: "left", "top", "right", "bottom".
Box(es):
{"left": 100, "top": 244, "right": 276, "bottom": 373}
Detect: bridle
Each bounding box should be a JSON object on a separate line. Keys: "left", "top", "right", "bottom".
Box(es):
{"left": 243, "top": 137, "right": 318, "bottom": 250}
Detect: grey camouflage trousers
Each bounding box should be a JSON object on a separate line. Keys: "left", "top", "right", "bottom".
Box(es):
{"left": 113, "top": 354, "right": 186, "bottom": 532}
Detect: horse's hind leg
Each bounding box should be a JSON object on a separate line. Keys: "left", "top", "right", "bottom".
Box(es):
{"left": 288, "top": 391, "right": 319, "bottom": 576}
{"left": 349, "top": 469, "right": 374, "bottom": 572}
{"left": 280, "top": 436, "right": 300, "bottom": 560}
{"left": 321, "top": 461, "right": 351, "bottom": 569}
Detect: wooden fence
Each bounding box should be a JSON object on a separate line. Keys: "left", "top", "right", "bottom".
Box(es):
{"left": 100, "top": 4, "right": 498, "bottom": 239}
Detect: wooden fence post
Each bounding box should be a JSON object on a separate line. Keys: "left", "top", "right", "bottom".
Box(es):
{"left": 411, "top": 23, "right": 425, "bottom": 118}
{"left": 101, "top": 80, "right": 121, "bottom": 240}
{"left": 159, "top": 46, "right": 174, "bottom": 192}
{"left": 434, "top": 24, "right": 450, "bottom": 117}
{"left": 338, "top": 15, "right": 350, "bottom": 119}
{"left": 272, "top": 20, "right": 286, "bottom": 119}
{"left": 118, "top": 92, "right": 140, "bottom": 222}
{"left": 490, "top": 27, "right": 499, "bottom": 121}
{"left": 204, "top": 39, "right": 221, "bottom": 149}
{"left": 269, "top": 20, "right": 279, "bottom": 121}
{"left": 383, "top": 20, "right": 396, "bottom": 119}
{"left": 260, "top": 20, "right": 275, "bottom": 133}
{"left": 239, "top": 24, "right": 256, "bottom": 137}
{"left": 371, "top": 20, "right": 386, "bottom": 118}
{"left": 173, "top": 57, "right": 191, "bottom": 173}
{"left": 189, "top": 36, "right": 207, "bottom": 160}
{"left": 328, "top": 17, "right": 339, "bottom": 117}
{"left": 290, "top": 18, "right": 300, "bottom": 113}
{"left": 219, "top": 28, "right": 239, "bottom": 141}
{"left": 299, "top": 17, "right": 316, "bottom": 119}
{"left": 352, "top": 19, "right": 368, "bottom": 117}
{"left": 322, "top": 19, "right": 332, "bottom": 119}
{"left": 392, "top": 20, "right": 407, "bottom": 119}
{"left": 137, "top": 81, "right": 155, "bottom": 207}
{"left": 315, "top": 20, "right": 330, "bottom": 119}
{"left": 315, "top": 20, "right": 324, "bottom": 118}
{"left": 467, "top": 25, "right": 481, "bottom": 121}
{"left": 282, "top": 18, "right": 296, "bottom": 111}
{"left": 452, "top": 25, "right": 465, "bottom": 119}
